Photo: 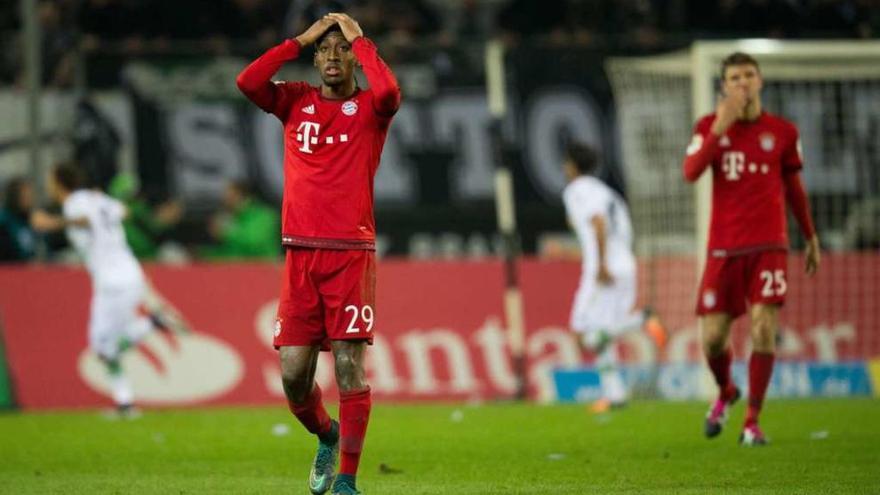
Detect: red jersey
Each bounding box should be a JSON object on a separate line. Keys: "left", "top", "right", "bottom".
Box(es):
{"left": 683, "top": 111, "right": 808, "bottom": 256}
{"left": 237, "top": 37, "right": 400, "bottom": 250}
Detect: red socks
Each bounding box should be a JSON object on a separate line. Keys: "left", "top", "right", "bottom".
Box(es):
{"left": 339, "top": 388, "right": 372, "bottom": 476}
{"left": 288, "top": 385, "right": 371, "bottom": 476}
{"left": 288, "top": 384, "right": 332, "bottom": 437}
{"left": 746, "top": 352, "right": 775, "bottom": 427}
{"left": 707, "top": 347, "right": 737, "bottom": 401}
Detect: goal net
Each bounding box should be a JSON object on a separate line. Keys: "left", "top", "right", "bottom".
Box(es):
{"left": 607, "top": 40, "right": 880, "bottom": 365}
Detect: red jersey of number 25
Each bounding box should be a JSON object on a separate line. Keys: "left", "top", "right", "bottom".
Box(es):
{"left": 682, "top": 111, "right": 814, "bottom": 256}
{"left": 236, "top": 37, "right": 401, "bottom": 250}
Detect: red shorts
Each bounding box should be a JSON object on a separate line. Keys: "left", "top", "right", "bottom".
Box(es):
{"left": 696, "top": 249, "right": 788, "bottom": 318}
{"left": 274, "top": 247, "right": 376, "bottom": 350}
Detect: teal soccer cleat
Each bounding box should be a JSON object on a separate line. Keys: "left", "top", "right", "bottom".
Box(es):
{"left": 309, "top": 420, "right": 339, "bottom": 495}
{"left": 331, "top": 477, "right": 361, "bottom": 495}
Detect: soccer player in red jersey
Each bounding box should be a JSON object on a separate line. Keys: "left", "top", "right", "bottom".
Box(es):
{"left": 237, "top": 13, "right": 400, "bottom": 494}
{"left": 682, "top": 52, "right": 820, "bottom": 446}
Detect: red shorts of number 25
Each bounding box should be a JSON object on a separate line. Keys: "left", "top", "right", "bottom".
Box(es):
{"left": 274, "top": 247, "right": 376, "bottom": 350}
{"left": 696, "top": 249, "right": 788, "bottom": 318}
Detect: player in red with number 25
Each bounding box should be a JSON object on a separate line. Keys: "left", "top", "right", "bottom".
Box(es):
{"left": 237, "top": 13, "right": 400, "bottom": 495}
{"left": 683, "top": 52, "right": 820, "bottom": 446}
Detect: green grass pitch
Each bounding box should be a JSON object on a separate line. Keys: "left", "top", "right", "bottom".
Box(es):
{"left": 1, "top": 399, "right": 878, "bottom": 494}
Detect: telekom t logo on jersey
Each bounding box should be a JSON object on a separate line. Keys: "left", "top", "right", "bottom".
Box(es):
{"left": 296, "top": 121, "right": 350, "bottom": 154}
{"left": 722, "top": 151, "right": 770, "bottom": 181}
{"left": 297, "top": 122, "right": 321, "bottom": 153}
{"left": 722, "top": 151, "right": 745, "bottom": 181}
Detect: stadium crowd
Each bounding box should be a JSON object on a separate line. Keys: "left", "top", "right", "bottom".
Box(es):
{"left": 1, "top": 0, "right": 879, "bottom": 87}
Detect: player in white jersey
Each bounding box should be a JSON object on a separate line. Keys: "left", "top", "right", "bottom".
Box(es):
{"left": 562, "top": 143, "right": 668, "bottom": 413}
{"left": 31, "top": 164, "right": 177, "bottom": 416}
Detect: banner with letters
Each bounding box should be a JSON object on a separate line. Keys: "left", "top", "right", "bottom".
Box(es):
{"left": 0, "top": 253, "right": 877, "bottom": 409}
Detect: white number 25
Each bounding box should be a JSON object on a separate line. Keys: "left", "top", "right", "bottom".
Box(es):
{"left": 759, "top": 270, "right": 787, "bottom": 297}
{"left": 344, "top": 305, "right": 375, "bottom": 334}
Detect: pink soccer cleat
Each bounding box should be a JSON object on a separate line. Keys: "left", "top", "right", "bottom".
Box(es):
{"left": 704, "top": 386, "right": 741, "bottom": 438}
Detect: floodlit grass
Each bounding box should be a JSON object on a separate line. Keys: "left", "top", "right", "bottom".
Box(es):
{"left": 1, "top": 399, "right": 878, "bottom": 494}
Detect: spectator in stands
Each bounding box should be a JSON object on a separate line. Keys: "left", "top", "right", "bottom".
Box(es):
{"left": 726, "top": 0, "right": 801, "bottom": 38}
{"left": 108, "top": 172, "right": 184, "bottom": 260}
{"left": 283, "top": 0, "right": 355, "bottom": 39}
{"left": 73, "top": 99, "right": 121, "bottom": 191}
{"left": 0, "top": 177, "right": 38, "bottom": 262}
{"left": 805, "top": 0, "right": 867, "bottom": 37}
{"left": 384, "top": 0, "right": 442, "bottom": 44}
{"left": 496, "top": 0, "right": 567, "bottom": 44}
{"left": 5, "top": 0, "right": 77, "bottom": 87}
{"left": 38, "top": 0, "right": 77, "bottom": 87}
{"left": 220, "top": 0, "right": 285, "bottom": 48}
{"left": 77, "top": 0, "right": 143, "bottom": 53}
{"left": 200, "top": 180, "right": 280, "bottom": 261}
{"left": 437, "top": 0, "right": 489, "bottom": 41}
{"left": 855, "top": 0, "right": 880, "bottom": 38}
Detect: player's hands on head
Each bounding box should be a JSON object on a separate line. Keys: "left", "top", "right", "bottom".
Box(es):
{"left": 805, "top": 235, "right": 820, "bottom": 276}
{"left": 711, "top": 90, "right": 748, "bottom": 136}
{"left": 325, "top": 13, "right": 363, "bottom": 42}
{"left": 295, "top": 16, "right": 336, "bottom": 47}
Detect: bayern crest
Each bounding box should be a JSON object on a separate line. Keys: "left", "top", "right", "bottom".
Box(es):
{"left": 703, "top": 290, "right": 717, "bottom": 309}
{"left": 759, "top": 132, "right": 775, "bottom": 152}
{"left": 342, "top": 100, "right": 358, "bottom": 116}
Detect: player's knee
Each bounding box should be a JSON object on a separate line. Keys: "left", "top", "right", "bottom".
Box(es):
{"left": 280, "top": 366, "right": 311, "bottom": 403}
{"left": 334, "top": 352, "right": 366, "bottom": 391}
{"left": 334, "top": 353, "right": 357, "bottom": 379}
{"left": 700, "top": 317, "right": 730, "bottom": 356}
{"left": 750, "top": 319, "right": 776, "bottom": 352}
{"left": 702, "top": 327, "right": 727, "bottom": 356}
{"left": 704, "top": 337, "right": 726, "bottom": 357}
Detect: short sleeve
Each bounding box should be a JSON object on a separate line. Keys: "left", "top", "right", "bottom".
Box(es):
{"left": 62, "top": 194, "right": 88, "bottom": 220}
{"left": 563, "top": 181, "right": 608, "bottom": 226}
{"left": 782, "top": 124, "right": 803, "bottom": 172}
{"left": 104, "top": 197, "right": 126, "bottom": 221}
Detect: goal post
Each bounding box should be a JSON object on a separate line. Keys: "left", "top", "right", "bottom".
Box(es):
{"left": 485, "top": 39, "right": 528, "bottom": 400}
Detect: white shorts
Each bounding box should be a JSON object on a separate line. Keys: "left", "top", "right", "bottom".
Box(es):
{"left": 569, "top": 270, "right": 636, "bottom": 336}
{"left": 89, "top": 280, "right": 149, "bottom": 360}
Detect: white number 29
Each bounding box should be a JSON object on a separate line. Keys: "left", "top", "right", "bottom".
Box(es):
{"left": 344, "top": 305, "right": 374, "bottom": 334}
{"left": 759, "top": 270, "right": 787, "bottom": 297}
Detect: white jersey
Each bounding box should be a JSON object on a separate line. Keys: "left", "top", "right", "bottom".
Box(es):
{"left": 562, "top": 176, "right": 636, "bottom": 281}
{"left": 63, "top": 190, "right": 143, "bottom": 290}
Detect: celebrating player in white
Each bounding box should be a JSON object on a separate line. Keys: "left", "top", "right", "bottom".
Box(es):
{"left": 562, "top": 143, "right": 667, "bottom": 412}
{"left": 31, "top": 163, "right": 176, "bottom": 416}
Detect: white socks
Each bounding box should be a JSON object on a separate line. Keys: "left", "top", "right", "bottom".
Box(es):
{"left": 109, "top": 371, "right": 133, "bottom": 407}
{"left": 597, "top": 345, "right": 627, "bottom": 404}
